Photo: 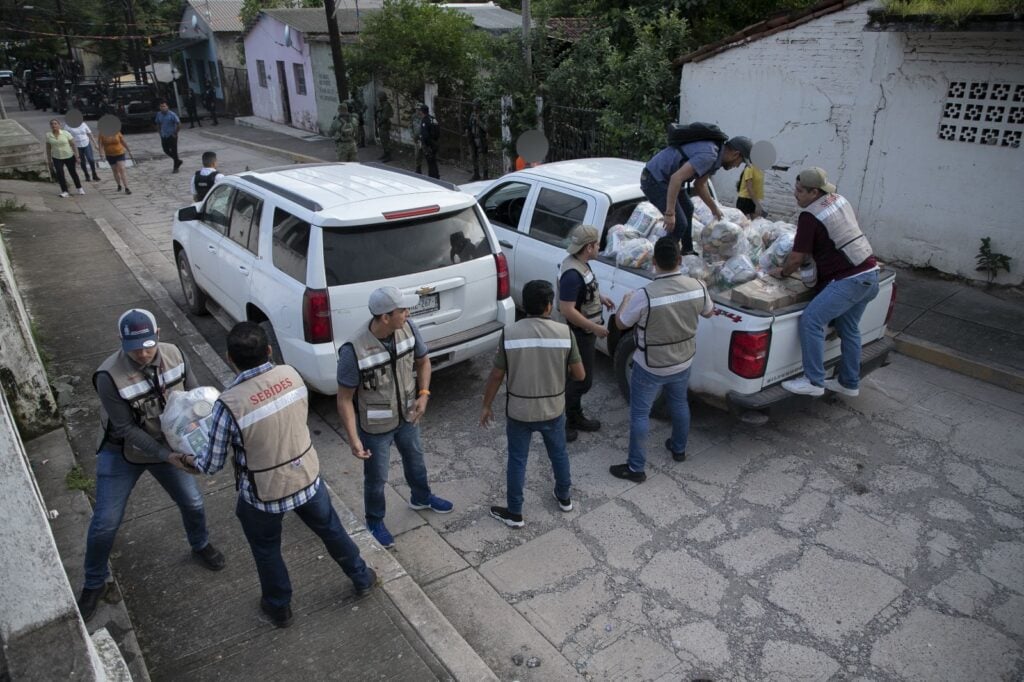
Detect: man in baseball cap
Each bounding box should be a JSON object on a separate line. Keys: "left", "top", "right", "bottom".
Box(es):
{"left": 118, "top": 308, "right": 159, "bottom": 350}
{"left": 336, "top": 287, "right": 453, "bottom": 550}
{"left": 795, "top": 166, "right": 837, "bottom": 194}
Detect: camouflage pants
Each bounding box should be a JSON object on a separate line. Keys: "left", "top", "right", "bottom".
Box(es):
{"left": 336, "top": 142, "right": 358, "bottom": 162}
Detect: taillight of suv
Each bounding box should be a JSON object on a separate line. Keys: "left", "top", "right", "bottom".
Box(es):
{"left": 729, "top": 330, "right": 770, "bottom": 379}
{"left": 303, "top": 287, "right": 333, "bottom": 344}
{"left": 495, "top": 252, "right": 510, "bottom": 300}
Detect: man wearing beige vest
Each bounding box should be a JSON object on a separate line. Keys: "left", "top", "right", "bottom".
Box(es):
{"left": 610, "top": 237, "right": 713, "bottom": 483}
{"left": 481, "top": 280, "right": 585, "bottom": 527}
{"left": 182, "top": 322, "right": 376, "bottom": 628}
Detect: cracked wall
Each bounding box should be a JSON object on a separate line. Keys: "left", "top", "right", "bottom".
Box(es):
{"left": 679, "top": 2, "right": 1024, "bottom": 284}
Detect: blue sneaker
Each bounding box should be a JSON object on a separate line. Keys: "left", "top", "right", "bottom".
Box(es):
{"left": 367, "top": 521, "right": 395, "bottom": 549}
{"left": 409, "top": 494, "right": 454, "bottom": 514}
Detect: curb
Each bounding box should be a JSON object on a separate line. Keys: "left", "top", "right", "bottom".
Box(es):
{"left": 194, "top": 129, "right": 324, "bottom": 165}
{"left": 890, "top": 331, "right": 1024, "bottom": 394}
{"left": 90, "top": 216, "right": 497, "bottom": 680}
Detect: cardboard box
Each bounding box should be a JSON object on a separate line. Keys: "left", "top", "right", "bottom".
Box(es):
{"left": 729, "top": 276, "right": 814, "bottom": 311}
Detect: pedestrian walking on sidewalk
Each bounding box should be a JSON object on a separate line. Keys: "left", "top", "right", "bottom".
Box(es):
{"left": 98, "top": 128, "right": 132, "bottom": 194}
{"left": 610, "top": 237, "right": 713, "bottom": 483}
{"left": 336, "top": 287, "right": 454, "bottom": 550}
{"left": 202, "top": 81, "right": 219, "bottom": 125}
{"left": 64, "top": 116, "right": 100, "bottom": 182}
{"left": 154, "top": 100, "right": 183, "bottom": 173}
{"left": 776, "top": 167, "right": 880, "bottom": 398}
{"left": 418, "top": 103, "right": 441, "bottom": 179}
{"left": 375, "top": 92, "right": 393, "bottom": 162}
{"left": 179, "top": 322, "right": 376, "bottom": 629}
{"left": 482, "top": 280, "right": 584, "bottom": 528}
{"left": 185, "top": 89, "right": 202, "bottom": 128}
{"left": 191, "top": 151, "right": 222, "bottom": 202}
{"left": 46, "top": 118, "right": 83, "bottom": 198}
{"left": 559, "top": 225, "right": 616, "bottom": 442}
{"left": 77, "top": 309, "right": 225, "bottom": 622}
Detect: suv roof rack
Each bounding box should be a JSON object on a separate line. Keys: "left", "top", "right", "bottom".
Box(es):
{"left": 239, "top": 174, "right": 324, "bottom": 213}
{"left": 361, "top": 162, "right": 459, "bottom": 192}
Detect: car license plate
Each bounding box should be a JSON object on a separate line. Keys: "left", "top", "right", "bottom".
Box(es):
{"left": 411, "top": 293, "right": 439, "bottom": 316}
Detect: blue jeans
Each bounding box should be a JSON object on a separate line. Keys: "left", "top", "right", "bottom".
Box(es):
{"left": 77, "top": 144, "right": 96, "bottom": 176}
{"left": 798, "top": 270, "right": 880, "bottom": 388}
{"left": 359, "top": 420, "right": 432, "bottom": 524}
{"left": 235, "top": 482, "right": 371, "bottom": 608}
{"left": 628, "top": 363, "right": 692, "bottom": 473}
{"left": 506, "top": 414, "right": 572, "bottom": 515}
{"left": 641, "top": 170, "right": 694, "bottom": 252}
{"left": 83, "top": 449, "right": 208, "bottom": 589}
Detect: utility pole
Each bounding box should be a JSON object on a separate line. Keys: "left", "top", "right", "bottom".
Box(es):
{"left": 123, "top": 0, "right": 144, "bottom": 83}
{"left": 522, "top": 0, "right": 531, "bottom": 82}
{"left": 323, "top": 0, "right": 349, "bottom": 103}
{"left": 53, "top": 0, "right": 75, "bottom": 76}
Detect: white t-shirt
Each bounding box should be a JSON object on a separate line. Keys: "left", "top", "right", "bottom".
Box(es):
{"left": 617, "top": 272, "right": 713, "bottom": 376}
{"left": 63, "top": 122, "right": 93, "bottom": 148}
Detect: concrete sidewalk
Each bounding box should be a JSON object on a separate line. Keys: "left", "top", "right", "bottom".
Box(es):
{"left": 0, "top": 189, "right": 493, "bottom": 677}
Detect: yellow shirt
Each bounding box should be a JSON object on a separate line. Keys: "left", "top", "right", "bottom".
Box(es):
{"left": 737, "top": 164, "right": 764, "bottom": 201}
{"left": 46, "top": 130, "right": 75, "bottom": 159}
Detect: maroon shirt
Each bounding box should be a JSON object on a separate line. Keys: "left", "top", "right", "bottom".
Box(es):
{"left": 793, "top": 212, "right": 877, "bottom": 292}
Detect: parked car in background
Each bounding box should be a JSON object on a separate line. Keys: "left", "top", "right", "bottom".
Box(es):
{"left": 70, "top": 81, "right": 106, "bottom": 118}
{"left": 111, "top": 83, "right": 159, "bottom": 131}
{"left": 29, "top": 75, "right": 56, "bottom": 110}
{"left": 0, "top": 70, "right": 13, "bottom": 86}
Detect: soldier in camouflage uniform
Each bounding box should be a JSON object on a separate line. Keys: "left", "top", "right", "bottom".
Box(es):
{"left": 350, "top": 90, "right": 366, "bottom": 148}
{"left": 330, "top": 102, "right": 359, "bottom": 162}
{"left": 411, "top": 104, "right": 425, "bottom": 174}
{"left": 465, "top": 98, "right": 489, "bottom": 181}
{"left": 375, "top": 92, "right": 393, "bottom": 162}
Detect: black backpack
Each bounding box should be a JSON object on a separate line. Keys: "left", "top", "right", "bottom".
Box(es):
{"left": 667, "top": 121, "right": 728, "bottom": 147}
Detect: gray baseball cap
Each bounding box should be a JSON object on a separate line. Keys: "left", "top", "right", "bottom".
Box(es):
{"left": 725, "top": 136, "right": 752, "bottom": 162}
{"left": 369, "top": 286, "right": 419, "bottom": 315}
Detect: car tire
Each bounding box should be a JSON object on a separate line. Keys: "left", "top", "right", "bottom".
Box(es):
{"left": 259, "top": 320, "right": 284, "bottom": 365}
{"left": 176, "top": 251, "right": 209, "bottom": 315}
{"left": 613, "top": 333, "right": 670, "bottom": 420}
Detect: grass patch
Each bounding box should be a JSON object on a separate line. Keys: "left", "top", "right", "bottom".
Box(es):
{"left": 66, "top": 465, "right": 95, "bottom": 495}
{"left": 0, "top": 197, "right": 27, "bottom": 221}
{"left": 881, "top": 0, "right": 1023, "bottom": 23}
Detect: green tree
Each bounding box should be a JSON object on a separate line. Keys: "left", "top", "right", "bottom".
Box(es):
{"left": 349, "top": 0, "right": 484, "bottom": 98}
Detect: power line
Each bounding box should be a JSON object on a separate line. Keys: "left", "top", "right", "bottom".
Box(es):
{"left": 0, "top": 24, "right": 178, "bottom": 40}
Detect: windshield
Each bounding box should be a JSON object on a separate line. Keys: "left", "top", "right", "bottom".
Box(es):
{"left": 321, "top": 206, "right": 491, "bottom": 287}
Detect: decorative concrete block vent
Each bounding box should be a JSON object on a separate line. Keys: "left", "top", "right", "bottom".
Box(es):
{"left": 938, "top": 80, "right": 1023, "bottom": 149}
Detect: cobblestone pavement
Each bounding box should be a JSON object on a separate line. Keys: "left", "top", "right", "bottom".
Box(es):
{"left": 7, "top": 106, "right": 1022, "bottom": 681}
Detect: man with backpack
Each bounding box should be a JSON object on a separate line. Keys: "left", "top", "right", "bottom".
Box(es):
{"left": 418, "top": 103, "right": 441, "bottom": 179}
{"left": 641, "top": 123, "right": 751, "bottom": 254}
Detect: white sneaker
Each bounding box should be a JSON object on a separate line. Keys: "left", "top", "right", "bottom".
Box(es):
{"left": 59, "top": 191, "right": 69, "bottom": 198}
{"left": 77, "top": 187, "right": 86, "bottom": 195}
{"left": 825, "top": 378, "right": 860, "bottom": 397}
{"left": 781, "top": 376, "right": 825, "bottom": 396}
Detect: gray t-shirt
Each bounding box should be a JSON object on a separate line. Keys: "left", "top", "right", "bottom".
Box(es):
{"left": 337, "top": 319, "right": 427, "bottom": 388}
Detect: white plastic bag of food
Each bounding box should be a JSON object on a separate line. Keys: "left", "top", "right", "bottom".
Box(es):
{"left": 720, "top": 205, "right": 750, "bottom": 227}
{"left": 160, "top": 386, "right": 221, "bottom": 458}
{"left": 700, "top": 220, "right": 746, "bottom": 261}
{"left": 710, "top": 254, "right": 758, "bottom": 291}
{"left": 679, "top": 254, "right": 710, "bottom": 281}
{"left": 625, "top": 202, "right": 663, "bottom": 238}
{"left": 601, "top": 225, "right": 644, "bottom": 258}
{"left": 692, "top": 197, "right": 716, "bottom": 226}
{"left": 616, "top": 237, "right": 655, "bottom": 269}
{"left": 758, "top": 231, "right": 796, "bottom": 271}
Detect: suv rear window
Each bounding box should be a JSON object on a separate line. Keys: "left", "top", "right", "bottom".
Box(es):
{"left": 321, "top": 207, "right": 491, "bottom": 287}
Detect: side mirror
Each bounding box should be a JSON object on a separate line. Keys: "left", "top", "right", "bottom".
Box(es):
{"left": 178, "top": 205, "right": 200, "bottom": 222}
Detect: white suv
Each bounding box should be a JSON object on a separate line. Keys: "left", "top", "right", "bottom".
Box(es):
{"left": 172, "top": 162, "right": 514, "bottom": 393}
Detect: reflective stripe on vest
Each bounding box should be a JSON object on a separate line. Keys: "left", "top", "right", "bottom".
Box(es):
{"left": 350, "top": 323, "right": 417, "bottom": 434}
{"left": 560, "top": 255, "right": 603, "bottom": 325}
{"left": 218, "top": 365, "right": 319, "bottom": 502}
{"left": 503, "top": 317, "right": 572, "bottom": 422}
{"left": 805, "top": 193, "right": 873, "bottom": 267}
{"left": 117, "top": 362, "right": 186, "bottom": 401}
{"left": 636, "top": 275, "right": 705, "bottom": 368}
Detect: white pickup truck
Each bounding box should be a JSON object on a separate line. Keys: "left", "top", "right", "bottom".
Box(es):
{"left": 463, "top": 158, "right": 896, "bottom": 415}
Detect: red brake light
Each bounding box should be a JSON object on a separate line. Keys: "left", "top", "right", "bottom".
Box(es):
{"left": 729, "top": 330, "right": 770, "bottom": 379}
{"left": 382, "top": 205, "right": 440, "bottom": 220}
{"left": 885, "top": 281, "right": 898, "bottom": 326}
{"left": 302, "top": 287, "right": 333, "bottom": 344}
{"left": 494, "top": 252, "right": 510, "bottom": 300}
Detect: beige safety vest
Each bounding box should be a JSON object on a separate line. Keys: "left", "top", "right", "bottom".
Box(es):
{"left": 560, "top": 255, "right": 603, "bottom": 329}
{"left": 503, "top": 317, "right": 573, "bottom": 422}
{"left": 804, "top": 193, "right": 873, "bottom": 267}
{"left": 93, "top": 343, "right": 187, "bottom": 464}
{"left": 350, "top": 323, "right": 417, "bottom": 434}
{"left": 218, "top": 365, "right": 319, "bottom": 502}
{"left": 636, "top": 274, "right": 706, "bottom": 368}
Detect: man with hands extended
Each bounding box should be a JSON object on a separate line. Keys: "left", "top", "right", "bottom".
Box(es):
{"left": 335, "top": 287, "right": 454, "bottom": 550}
{"left": 176, "top": 321, "right": 375, "bottom": 629}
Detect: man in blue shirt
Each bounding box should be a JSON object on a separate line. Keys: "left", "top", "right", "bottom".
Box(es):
{"left": 641, "top": 135, "right": 751, "bottom": 254}
{"left": 154, "top": 100, "right": 183, "bottom": 173}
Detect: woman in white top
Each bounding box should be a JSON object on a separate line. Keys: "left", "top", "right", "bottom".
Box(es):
{"left": 46, "top": 118, "right": 83, "bottom": 198}
{"left": 64, "top": 117, "right": 100, "bottom": 182}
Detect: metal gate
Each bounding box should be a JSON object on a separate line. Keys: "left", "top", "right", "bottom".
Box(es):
{"left": 434, "top": 95, "right": 502, "bottom": 179}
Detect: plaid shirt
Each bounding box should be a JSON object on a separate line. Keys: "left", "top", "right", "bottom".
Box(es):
{"left": 194, "top": 362, "right": 320, "bottom": 513}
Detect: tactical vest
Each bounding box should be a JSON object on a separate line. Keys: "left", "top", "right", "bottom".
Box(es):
{"left": 803, "top": 193, "right": 873, "bottom": 267}
{"left": 218, "top": 365, "right": 319, "bottom": 502}
{"left": 350, "top": 324, "right": 417, "bottom": 434}
{"left": 636, "top": 274, "right": 706, "bottom": 368}
{"left": 93, "top": 343, "right": 187, "bottom": 464}
{"left": 193, "top": 170, "right": 220, "bottom": 201}
{"left": 560, "top": 255, "right": 603, "bottom": 330}
{"left": 503, "top": 317, "right": 572, "bottom": 422}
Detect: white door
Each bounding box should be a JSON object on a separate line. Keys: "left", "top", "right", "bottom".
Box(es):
{"left": 192, "top": 184, "right": 234, "bottom": 304}
{"left": 519, "top": 185, "right": 595, "bottom": 306}
{"left": 476, "top": 180, "right": 533, "bottom": 307}
{"left": 217, "top": 189, "right": 262, "bottom": 322}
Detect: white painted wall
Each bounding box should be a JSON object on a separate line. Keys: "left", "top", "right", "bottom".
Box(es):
{"left": 680, "top": 2, "right": 1024, "bottom": 284}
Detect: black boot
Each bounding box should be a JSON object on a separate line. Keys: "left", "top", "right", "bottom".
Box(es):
{"left": 568, "top": 411, "right": 601, "bottom": 432}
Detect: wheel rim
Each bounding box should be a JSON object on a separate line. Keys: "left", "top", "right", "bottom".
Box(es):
{"left": 178, "top": 258, "right": 195, "bottom": 306}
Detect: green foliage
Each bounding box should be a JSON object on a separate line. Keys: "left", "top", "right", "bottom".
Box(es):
{"left": 882, "top": 0, "right": 1023, "bottom": 24}
{"left": 350, "top": 0, "right": 485, "bottom": 99}
{"left": 66, "top": 465, "right": 95, "bottom": 495}
{"left": 976, "top": 237, "right": 1012, "bottom": 285}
